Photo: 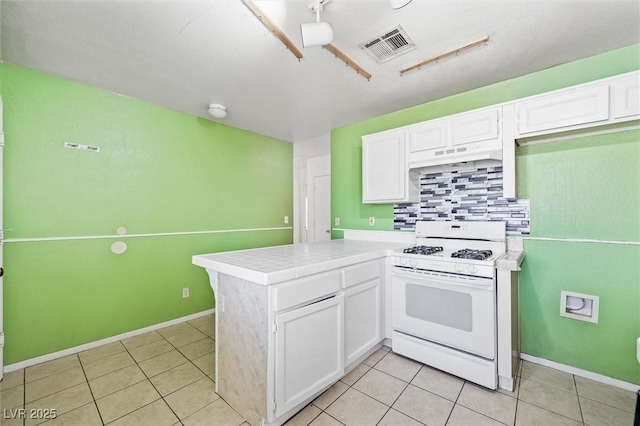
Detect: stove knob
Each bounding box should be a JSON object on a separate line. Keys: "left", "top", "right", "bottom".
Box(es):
{"left": 400, "top": 257, "right": 408, "bottom": 266}
{"left": 409, "top": 259, "right": 417, "bottom": 267}
{"left": 454, "top": 263, "right": 464, "bottom": 273}
{"left": 468, "top": 264, "right": 478, "bottom": 274}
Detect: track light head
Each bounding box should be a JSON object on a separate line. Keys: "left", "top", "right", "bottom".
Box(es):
{"left": 300, "top": 21, "right": 334, "bottom": 47}
{"left": 301, "top": 0, "right": 334, "bottom": 47}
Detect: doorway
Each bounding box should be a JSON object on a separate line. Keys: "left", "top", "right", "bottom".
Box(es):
{"left": 305, "top": 155, "right": 331, "bottom": 243}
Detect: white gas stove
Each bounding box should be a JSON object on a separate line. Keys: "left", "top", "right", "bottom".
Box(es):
{"left": 391, "top": 220, "right": 506, "bottom": 277}
{"left": 390, "top": 220, "right": 506, "bottom": 389}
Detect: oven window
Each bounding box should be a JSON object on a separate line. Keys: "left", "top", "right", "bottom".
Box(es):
{"left": 406, "top": 284, "right": 473, "bottom": 332}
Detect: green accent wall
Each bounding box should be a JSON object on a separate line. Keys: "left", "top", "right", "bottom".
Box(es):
{"left": 2, "top": 64, "right": 293, "bottom": 364}
{"left": 518, "top": 130, "right": 639, "bottom": 384}
{"left": 331, "top": 44, "right": 640, "bottom": 384}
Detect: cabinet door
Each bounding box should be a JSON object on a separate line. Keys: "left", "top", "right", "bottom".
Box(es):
{"left": 344, "top": 279, "right": 382, "bottom": 366}
{"left": 516, "top": 85, "right": 609, "bottom": 136}
{"left": 274, "top": 295, "right": 344, "bottom": 417}
{"left": 612, "top": 75, "right": 640, "bottom": 119}
{"left": 451, "top": 108, "right": 500, "bottom": 146}
{"left": 362, "top": 129, "right": 409, "bottom": 203}
{"left": 409, "top": 119, "right": 448, "bottom": 153}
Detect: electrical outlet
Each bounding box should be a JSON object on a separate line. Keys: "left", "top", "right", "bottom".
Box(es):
{"left": 182, "top": 287, "right": 190, "bottom": 298}
{"left": 284, "top": 216, "right": 289, "bottom": 224}
{"left": 335, "top": 217, "right": 340, "bottom": 226}
{"left": 368, "top": 216, "right": 375, "bottom": 226}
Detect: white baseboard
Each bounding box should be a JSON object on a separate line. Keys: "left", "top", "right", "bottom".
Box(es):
{"left": 3, "top": 309, "right": 216, "bottom": 373}
{"left": 521, "top": 353, "right": 640, "bottom": 392}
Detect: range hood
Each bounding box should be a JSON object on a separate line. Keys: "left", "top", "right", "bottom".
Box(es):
{"left": 408, "top": 142, "right": 503, "bottom": 173}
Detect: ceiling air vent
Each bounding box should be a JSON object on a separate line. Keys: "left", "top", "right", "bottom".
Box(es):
{"left": 359, "top": 25, "right": 416, "bottom": 64}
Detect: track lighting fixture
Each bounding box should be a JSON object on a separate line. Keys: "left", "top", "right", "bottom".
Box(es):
{"left": 300, "top": 0, "right": 334, "bottom": 47}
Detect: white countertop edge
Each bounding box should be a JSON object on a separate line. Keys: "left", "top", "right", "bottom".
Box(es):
{"left": 192, "top": 257, "right": 271, "bottom": 284}
{"left": 192, "top": 240, "right": 407, "bottom": 285}
{"left": 193, "top": 250, "right": 393, "bottom": 285}
{"left": 495, "top": 251, "right": 525, "bottom": 271}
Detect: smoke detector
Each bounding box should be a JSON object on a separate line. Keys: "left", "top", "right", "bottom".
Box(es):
{"left": 208, "top": 104, "right": 227, "bottom": 119}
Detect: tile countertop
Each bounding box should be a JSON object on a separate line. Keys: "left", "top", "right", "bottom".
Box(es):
{"left": 192, "top": 239, "right": 408, "bottom": 285}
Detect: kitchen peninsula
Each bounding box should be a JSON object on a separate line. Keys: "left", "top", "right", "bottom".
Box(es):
{"left": 192, "top": 238, "right": 408, "bottom": 426}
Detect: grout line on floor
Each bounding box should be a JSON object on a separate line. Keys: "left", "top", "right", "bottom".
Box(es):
{"left": 77, "top": 353, "right": 106, "bottom": 426}
{"left": 573, "top": 373, "right": 586, "bottom": 425}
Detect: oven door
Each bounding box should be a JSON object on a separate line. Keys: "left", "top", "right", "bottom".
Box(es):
{"left": 391, "top": 267, "right": 496, "bottom": 359}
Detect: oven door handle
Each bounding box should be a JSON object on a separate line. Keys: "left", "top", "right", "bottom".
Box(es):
{"left": 391, "top": 267, "right": 493, "bottom": 290}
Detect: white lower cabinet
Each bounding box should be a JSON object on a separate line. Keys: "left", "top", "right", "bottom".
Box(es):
{"left": 344, "top": 279, "right": 382, "bottom": 366}
{"left": 274, "top": 295, "right": 344, "bottom": 418}
{"left": 342, "top": 259, "right": 384, "bottom": 367}
{"left": 214, "top": 258, "right": 385, "bottom": 426}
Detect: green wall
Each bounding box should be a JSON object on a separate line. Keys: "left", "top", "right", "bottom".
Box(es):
{"left": 331, "top": 44, "right": 640, "bottom": 384}
{"left": 331, "top": 44, "right": 640, "bottom": 235}
{"left": 517, "top": 130, "right": 639, "bottom": 384}
{"left": 2, "top": 64, "right": 293, "bottom": 364}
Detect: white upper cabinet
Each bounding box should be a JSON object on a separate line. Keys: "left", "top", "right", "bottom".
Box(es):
{"left": 408, "top": 107, "right": 502, "bottom": 169}
{"left": 362, "top": 107, "right": 502, "bottom": 204}
{"left": 515, "top": 71, "right": 639, "bottom": 138}
{"left": 362, "top": 128, "right": 419, "bottom": 204}
{"left": 410, "top": 108, "right": 501, "bottom": 154}
{"left": 451, "top": 108, "right": 500, "bottom": 146}
{"left": 516, "top": 84, "right": 610, "bottom": 136}
{"left": 360, "top": 70, "right": 637, "bottom": 205}
{"left": 409, "top": 120, "right": 448, "bottom": 153}
{"left": 612, "top": 74, "right": 640, "bottom": 119}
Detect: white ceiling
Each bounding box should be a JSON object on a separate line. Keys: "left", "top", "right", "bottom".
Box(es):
{"left": 1, "top": 0, "right": 639, "bottom": 143}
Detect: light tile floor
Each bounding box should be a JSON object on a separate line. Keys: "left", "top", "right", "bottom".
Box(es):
{"left": 1, "top": 314, "right": 636, "bottom": 426}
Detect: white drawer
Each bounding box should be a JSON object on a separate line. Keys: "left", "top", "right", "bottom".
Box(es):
{"left": 274, "top": 270, "right": 340, "bottom": 312}
{"left": 341, "top": 260, "right": 381, "bottom": 289}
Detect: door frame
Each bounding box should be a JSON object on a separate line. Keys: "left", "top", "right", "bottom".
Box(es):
{"left": 1, "top": 96, "right": 5, "bottom": 379}
{"left": 305, "top": 155, "right": 330, "bottom": 243}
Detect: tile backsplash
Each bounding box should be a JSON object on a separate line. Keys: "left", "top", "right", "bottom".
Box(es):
{"left": 394, "top": 166, "right": 530, "bottom": 234}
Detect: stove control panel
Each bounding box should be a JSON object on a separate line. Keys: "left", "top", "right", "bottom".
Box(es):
{"left": 391, "top": 255, "right": 495, "bottom": 279}
{"left": 453, "top": 263, "right": 479, "bottom": 274}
